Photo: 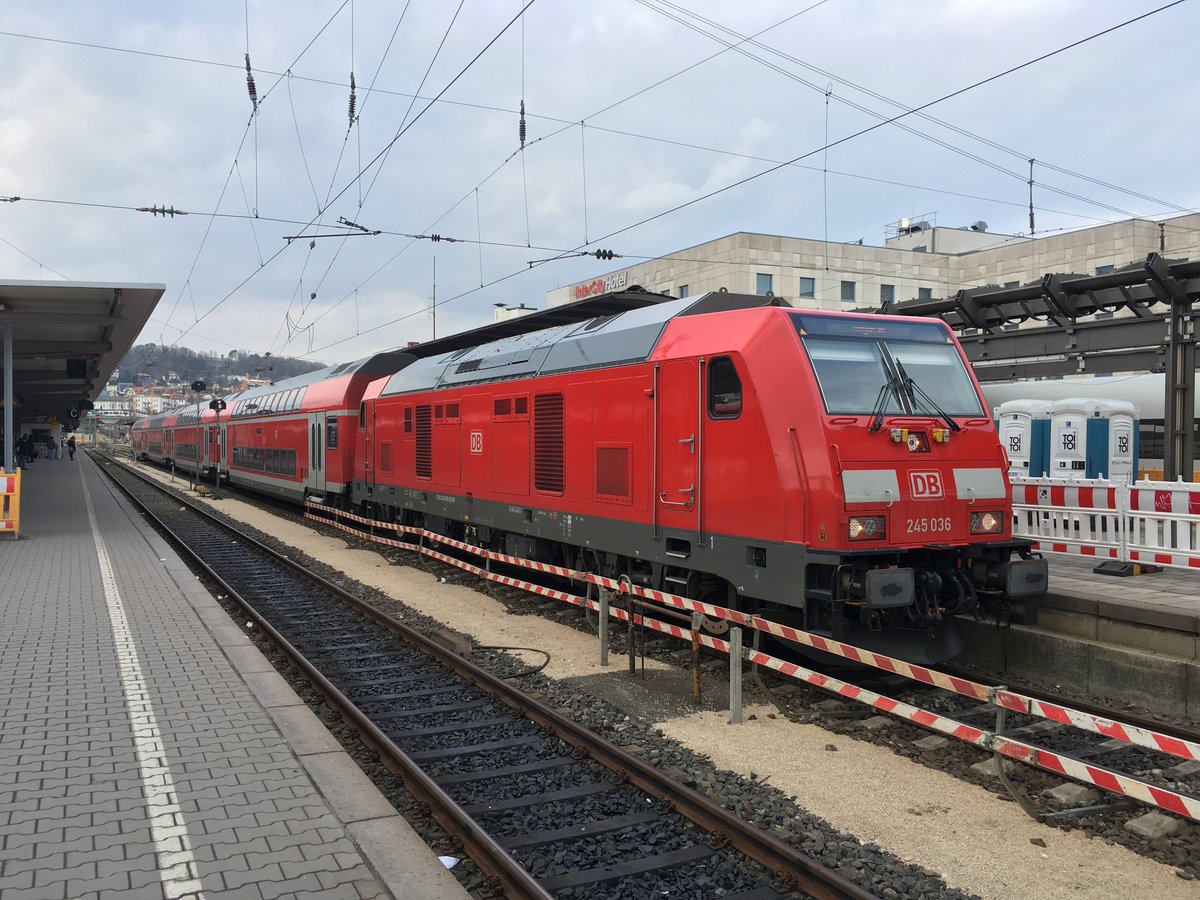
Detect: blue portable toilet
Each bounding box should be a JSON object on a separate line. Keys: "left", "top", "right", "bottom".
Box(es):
{"left": 995, "top": 399, "right": 1051, "bottom": 478}
{"left": 1049, "top": 398, "right": 1139, "bottom": 481}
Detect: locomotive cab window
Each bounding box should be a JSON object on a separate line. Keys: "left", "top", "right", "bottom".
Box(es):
{"left": 794, "top": 315, "right": 984, "bottom": 418}
{"left": 708, "top": 356, "right": 742, "bottom": 418}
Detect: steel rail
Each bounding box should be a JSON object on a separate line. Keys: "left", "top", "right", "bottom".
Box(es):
{"left": 96, "top": 453, "right": 874, "bottom": 900}
{"left": 94, "top": 454, "right": 551, "bottom": 900}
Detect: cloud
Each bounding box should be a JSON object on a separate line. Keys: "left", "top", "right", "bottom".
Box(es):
{"left": 0, "top": 0, "right": 1195, "bottom": 362}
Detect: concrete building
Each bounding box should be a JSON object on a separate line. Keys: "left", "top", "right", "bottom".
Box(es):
{"left": 94, "top": 392, "right": 133, "bottom": 417}
{"left": 545, "top": 213, "right": 1200, "bottom": 319}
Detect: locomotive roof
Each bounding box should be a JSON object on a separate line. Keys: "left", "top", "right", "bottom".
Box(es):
{"left": 379, "top": 291, "right": 790, "bottom": 396}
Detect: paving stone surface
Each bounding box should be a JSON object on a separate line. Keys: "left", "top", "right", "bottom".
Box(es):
{"left": 0, "top": 458, "right": 411, "bottom": 899}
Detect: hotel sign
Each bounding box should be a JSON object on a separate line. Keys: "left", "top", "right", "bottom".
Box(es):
{"left": 573, "top": 271, "right": 627, "bottom": 300}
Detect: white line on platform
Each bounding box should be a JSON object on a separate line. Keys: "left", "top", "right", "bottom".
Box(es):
{"left": 80, "top": 463, "right": 206, "bottom": 899}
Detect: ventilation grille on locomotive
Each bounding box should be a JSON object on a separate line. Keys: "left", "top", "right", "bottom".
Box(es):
{"left": 534, "top": 393, "right": 565, "bottom": 493}
{"left": 415, "top": 405, "right": 432, "bottom": 478}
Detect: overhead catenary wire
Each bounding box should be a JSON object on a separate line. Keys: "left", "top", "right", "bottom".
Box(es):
{"left": 2, "top": 5, "right": 1190, "bottom": 367}
{"left": 155, "top": 0, "right": 353, "bottom": 346}
{"left": 631, "top": 0, "right": 1175, "bottom": 224}
{"left": 0, "top": 233, "right": 70, "bottom": 279}
{"left": 538, "top": 0, "right": 1190, "bottom": 271}
{"left": 297, "top": 2, "right": 1187, "bottom": 360}
{"left": 182, "top": 0, "right": 538, "bottom": 355}
{"left": 8, "top": 13, "right": 1191, "bottom": 222}
{"left": 636, "top": 0, "right": 1198, "bottom": 219}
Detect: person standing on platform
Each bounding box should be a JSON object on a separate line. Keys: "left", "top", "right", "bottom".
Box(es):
{"left": 15, "top": 434, "right": 30, "bottom": 470}
{"left": 67, "top": 435, "right": 76, "bottom": 460}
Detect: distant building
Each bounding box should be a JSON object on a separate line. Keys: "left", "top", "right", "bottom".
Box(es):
{"left": 546, "top": 213, "right": 1200, "bottom": 324}
{"left": 94, "top": 393, "right": 132, "bottom": 417}
{"left": 131, "top": 390, "right": 175, "bottom": 416}
{"left": 493, "top": 303, "right": 537, "bottom": 323}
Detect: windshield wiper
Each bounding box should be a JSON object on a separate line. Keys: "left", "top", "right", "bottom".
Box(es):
{"left": 896, "top": 361, "right": 961, "bottom": 432}
{"left": 868, "top": 371, "right": 903, "bottom": 432}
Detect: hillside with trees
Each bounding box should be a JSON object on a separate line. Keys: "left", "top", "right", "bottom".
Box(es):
{"left": 114, "top": 344, "right": 326, "bottom": 391}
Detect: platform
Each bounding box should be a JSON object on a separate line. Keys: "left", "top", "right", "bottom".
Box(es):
{"left": 960, "top": 554, "right": 1200, "bottom": 718}
{"left": 0, "top": 455, "right": 468, "bottom": 900}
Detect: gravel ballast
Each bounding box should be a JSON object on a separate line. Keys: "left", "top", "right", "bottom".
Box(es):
{"left": 125, "top": 459, "right": 1200, "bottom": 899}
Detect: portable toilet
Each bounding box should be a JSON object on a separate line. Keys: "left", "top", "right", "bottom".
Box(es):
{"left": 994, "top": 399, "right": 1051, "bottom": 478}
{"left": 1094, "top": 399, "right": 1139, "bottom": 483}
{"left": 1048, "top": 398, "right": 1139, "bottom": 481}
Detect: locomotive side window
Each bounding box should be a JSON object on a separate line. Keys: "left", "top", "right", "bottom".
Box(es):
{"left": 494, "top": 398, "right": 512, "bottom": 418}
{"left": 708, "top": 356, "right": 742, "bottom": 418}
{"left": 515, "top": 396, "right": 529, "bottom": 416}
{"left": 534, "top": 393, "right": 565, "bottom": 493}
{"left": 403, "top": 406, "right": 413, "bottom": 435}
{"left": 415, "top": 405, "right": 433, "bottom": 478}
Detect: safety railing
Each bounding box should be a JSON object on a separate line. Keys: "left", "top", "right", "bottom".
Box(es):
{"left": 1011, "top": 475, "right": 1200, "bottom": 572}
{"left": 304, "top": 498, "right": 1200, "bottom": 823}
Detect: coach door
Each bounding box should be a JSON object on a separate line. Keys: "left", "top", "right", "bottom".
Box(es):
{"left": 309, "top": 412, "right": 327, "bottom": 496}
{"left": 655, "top": 359, "right": 701, "bottom": 535}
{"left": 361, "top": 402, "right": 376, "bottom": 498}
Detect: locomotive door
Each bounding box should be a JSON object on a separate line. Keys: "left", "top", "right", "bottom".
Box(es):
{"left": 655, "top": 359, "right": 700, "bottom": 532}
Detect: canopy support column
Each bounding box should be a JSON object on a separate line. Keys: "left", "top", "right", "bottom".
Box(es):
{"left": 3, "top": 322, "right": 12, "bottom": 472}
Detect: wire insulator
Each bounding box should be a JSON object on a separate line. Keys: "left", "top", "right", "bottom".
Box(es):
{"left": 519, "top": 100, "right": 526, "bottom": 148}
{"left": 348, "top": 72, "right": 357, "bottom": 126}
{"left": 593, "top": 249, "right": 615, "bottom": 261}
{"left": 245, "top": 53, "right": 258, "bottom": 111}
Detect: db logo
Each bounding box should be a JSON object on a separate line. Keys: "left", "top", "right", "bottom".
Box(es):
{"left": 909, "top": 471, "right": 944, "bottom": 499}
{"left": 469, "top": 431, "right": 484, "bottom": 455}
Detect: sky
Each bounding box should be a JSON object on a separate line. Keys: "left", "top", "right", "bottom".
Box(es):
{"left": 1, "top": 0, "right": 1198, "bottom": 368}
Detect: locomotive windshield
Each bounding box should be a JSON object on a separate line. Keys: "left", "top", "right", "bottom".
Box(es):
{"left": 793, "top": 315, "right": 984, "bottom": 417}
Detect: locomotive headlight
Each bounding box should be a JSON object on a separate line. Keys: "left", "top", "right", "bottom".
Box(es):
{"left": 848, "top": 516, "right": 886, "bottom": 541}
{"left": 970, "top": 510, "right": 1003, "bottom": 535}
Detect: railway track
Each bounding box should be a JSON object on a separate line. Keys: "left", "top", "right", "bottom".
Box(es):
{"left": 291, "top": 482, "right": 1200, "bottom": 844}
{"left": 209, "top": 462, "right": 1200, "bottom": 824}
{"left": 93, "top": 453, "right": 873, "bottom": 900}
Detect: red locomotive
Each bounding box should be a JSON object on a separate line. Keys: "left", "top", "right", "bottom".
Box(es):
{"left": 134, "top": 290, "right": 1046, "bottom": 662}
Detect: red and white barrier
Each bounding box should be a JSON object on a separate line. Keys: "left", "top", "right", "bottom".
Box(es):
{"left": 1010, "top": 477, "right": 1123, "bottom": 561}
{"left": 304, "top": 499, "right": 1200, "bottom": 822}
{"left": 1011, "top": 475, "right": 1200, "bottom": 572}
{"left": 1124, "top": 481, "right": 1200, "bottom": 570}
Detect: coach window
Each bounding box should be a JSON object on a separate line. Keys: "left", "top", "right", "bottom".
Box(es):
{"left": 708, "top": 356, "right": 742, "bottom": 418}
{"left": 326, "top": 415, "right": 339, "bottom": 449}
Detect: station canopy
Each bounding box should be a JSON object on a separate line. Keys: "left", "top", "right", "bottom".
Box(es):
{"left": 0, "top": 279, "right": 164, "bottom": 426}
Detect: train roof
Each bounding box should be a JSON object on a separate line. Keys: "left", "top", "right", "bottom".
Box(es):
{"left": 223, "top": 349, "right": 415, "bottom": 404}
{"left": 379, "top": 291, "right": 789, "bottom": 396}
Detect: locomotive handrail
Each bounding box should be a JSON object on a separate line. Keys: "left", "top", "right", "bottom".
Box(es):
{"left": 658, "top": 485, "right": 695, "bottom": 508}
